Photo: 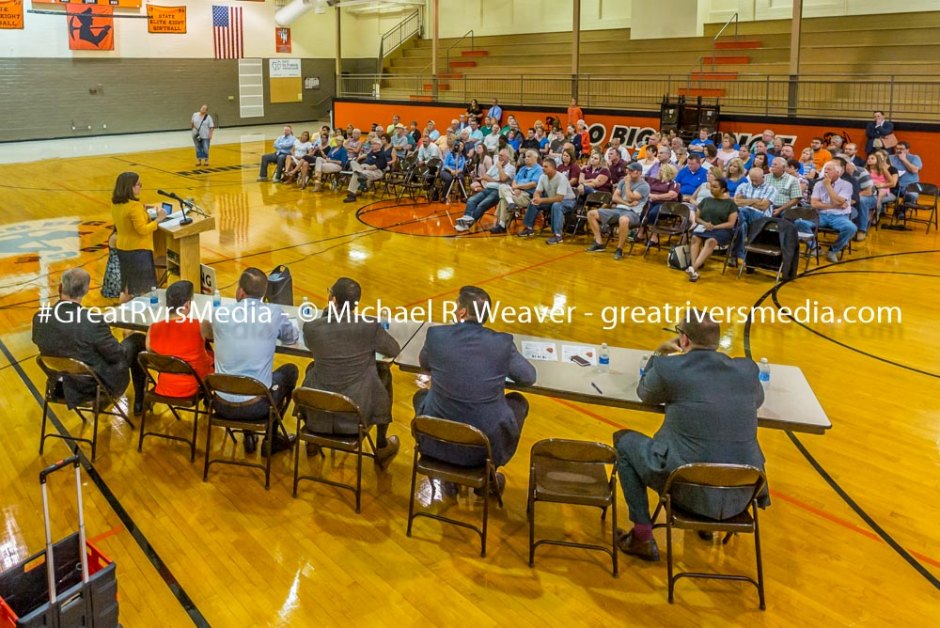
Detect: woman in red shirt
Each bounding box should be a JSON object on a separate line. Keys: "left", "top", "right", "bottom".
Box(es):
{"left": 146, "top": 280, "right": 213, "bottom": 398}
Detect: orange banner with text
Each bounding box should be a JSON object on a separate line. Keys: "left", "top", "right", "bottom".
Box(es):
{"left": 0, "top": 0, "right": 23, "bottom": 29}
{"left": 334, "top": 100, "right": 940, "bottom": 184}
{"left": 147, "top": 5, "right": 186, "bottom": 34}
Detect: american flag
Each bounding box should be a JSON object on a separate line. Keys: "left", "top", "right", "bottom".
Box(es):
{"left": 212, "top": 5, "right": 243, "bottom": 60}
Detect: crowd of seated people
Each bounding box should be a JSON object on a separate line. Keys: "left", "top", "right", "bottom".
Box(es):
{"left": 256, "top": 104, "right": 924, "bottom": 266}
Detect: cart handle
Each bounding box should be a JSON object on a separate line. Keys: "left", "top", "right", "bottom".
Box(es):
{"left": 40, "top": 455, "right": 80, "bottom": 484}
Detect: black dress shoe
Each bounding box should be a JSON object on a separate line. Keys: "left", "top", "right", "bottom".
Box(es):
{"left": 615, "top": 528, "right": 660, "bottom": 561}
{"left": 473, "top": 472, "right": 505, "bottom": 497}
{"left": 133, "top": 400, "right": 144, "bottom": 416}
{"left": 243, "top": 432, "right": 257, "bottom": 455}
{"left": 697, "top": 531, "right": 715, "bottom": 541}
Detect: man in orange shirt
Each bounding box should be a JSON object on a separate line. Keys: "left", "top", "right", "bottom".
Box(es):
{"left": 809, "top": 137, "right": 832, "bottom": 171}
{"left": 567, "top": 98, "right": 584, "bottom": 127}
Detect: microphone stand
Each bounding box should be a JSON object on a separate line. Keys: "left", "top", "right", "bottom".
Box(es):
{"left": 178, "top": 200, "right": 193, "bottom": 226}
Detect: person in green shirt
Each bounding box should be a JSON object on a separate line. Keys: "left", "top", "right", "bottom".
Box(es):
{"left": 480, "top": 116, "right": 494, "bottom": 137}
{"left": 687, "top": 178, "right": 738, "bottom": 282}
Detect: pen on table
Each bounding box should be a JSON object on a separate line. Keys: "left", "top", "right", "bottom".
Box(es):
{"left": 591, "top": 382, "right": 603, "bottom": 395}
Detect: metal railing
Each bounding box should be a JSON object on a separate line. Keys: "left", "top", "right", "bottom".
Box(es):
{"left": 336, "top": 73, "right": 940, "bottom": 122}
{"left": 693, "top": 12, "right": 739, "bottom": 75}
{"left": 419, "top": 29, "right": 475, "bottom": 77}
{"left": 377, "top": 9, "right": 422, "bottom": 70}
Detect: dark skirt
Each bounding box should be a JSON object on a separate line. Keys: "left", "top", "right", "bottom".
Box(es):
{"left": 115, "top": 248, "right": 157, "bottom": 296}
{"left": 694, "top": 227, "right": 734, "bottom": 246}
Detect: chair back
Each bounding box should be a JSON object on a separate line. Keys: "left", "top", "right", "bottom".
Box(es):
{"left": 530, "top": 438, "right": 615, "bottom": 465}
{"left": 138, "top": 351, "right": 205, "bottom": 396}
{"left": 904, "top": 181, "right": 939, "bottom": 198}
{"left": 783, "top": 205, "right": 819, "bottom": 226}
{"left": 584, "top": 192, "right": 611, "bottom": 209}
{"left": 652, "top": 201, "right": 692, "bottom": 232}
{"left": 291, "top": 387, "right": 365, "bottom": 433}
{"left": 204, "top": 373, "right": 274, "bottom": 409}
{"left": 663, "top": 463, "right": 767, "bottom": 507}
{"left": 37, "top": 355, "right": 97, "bottom": 379}
{"left": 412, "top": 415, "right": 492, "bottom": 456}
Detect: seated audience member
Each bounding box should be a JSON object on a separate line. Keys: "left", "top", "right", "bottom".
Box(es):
{"left": 33, "top": 268, "right": 147, "bottom": 413}
{"left": 440, "top": 142, "right": 467, "bottom": 202}
{"left": 344, "top": 129, "right": 364, "bottom": 161}
{"left": 489, "top": 150, "right": 543, "bottom": 234}
{"left": 390, "top": 124, "right": 411, "bottom": 154}
{"left": 497, "top": 135, "right": 515, "bottom": 163}
{"left": 799, "top": 147, "right": 818, "bottom": 180}
{"left": 725, "top": 158, "right": 748, "bottom": 195}
{"left": 585, "top": 162, "right": 650, "bottom": 259}
{"left": 467, "top": 144, "right": 493, "bottom": 193}
{"left": 515, "top": 157, "right": 578, "bottom": 244}
{"left": 737, "top": 144, "right": 754, "bottom": 170}
{"left": 809, "top": 137, "right": 832, "bottom": 172}
{"left": 506, "top": 129, "right": 522, "bottom": 154}
{"left": 207, "top": 268, "right": 299, "bottom": 455}
{"left": 520, "top": 128, "right": 540, "bottom": 153}
{"left": 299, "top": 129, "right": 332, "bottom": 188}
{"left": 413, "top": 286, "right": 536, "bottom": 491}
{"left": 467, "top": 98, "right": 483, "bottom": 121}
{"left": 716, "top": 134, "right": 739, "bottom": 167}
{"left": 703, "top": 143, "right": 721, "bottom": 169}
{"left": 766, "top": 156, "right": 803, "bottom": 216}
{"left": 786, "top": 158, "right": 810, "bottom": 203}
{"left": 732, "top": 167, "right": 777, "bottom": 263}
{"left": 146, "top": 280, "right": 213, "bottom": 398}
{"left": 384, "top": 115, "right": 401, "bottom": 136}
{"left": 501, "top": 115, "right": 519, "bottom": 137}
{"left": 675, "top": 153, "right": 708, "bottom": 201}
{"left": 468, "top": 118, "right": 484, "bottom": 143}
{"left": 635, "top": 133, "right": 660, "bottom": 161}
{"left": 302, "top": 277, "right": 401, "bottom": 469}
{"left": 843, "top": 143, "right": 865, "bottom": 169}
{"left": 605, "top": 148, "right": 627, "bottom": 187}
{"left": 456, "top": 149, "right": 515, "bottom": 232}
{"left": 890, "top": 141, "right": 923, "bottom": 205}
{"left": 557, "top": 148, "right": 581, "bottom": 189}
{"left": 282, "top": 131, "right": 314, "bottom": 184}
{"left": 547, "top": 128, "right": 567, "bottom": 163}
{"left": 578, "top": 151, "right": 612, "bottom": 196}
{"left": 308, "top": 142, "right": 348, "bottom": 192}
{"left": 688, "top": 129, "right": 714, "bottom": 156}
{"left": 650, "top": 146, "right": 674, "bottom": 177}
{"left": 636, "top": 164, "right": 681, "bottom": 244}
{"left": 769, "top": 137, "right": 784, "bottom": 158}
{"left": 425, "top": 120, "right": 441, "bottom": 141}
{"left": 866, "top": 152, "right": 898, "bottom": 213}
{"left": 416, "top": 135, "right": 442, "bottom": 167}
{"left": 670, "top": 136, "right": 685, "bottom": 158}
{"left": 828, "top": 133, "right": 844, "bottom": 154}
{"left": 343, "top": 139, "right": 388, "bottom": 203}
{"left": 637, "top": 145, "right": 659, "bottom": 176}
{"left": 483, "top": 123, "right": 501, "bottom": 153}
{"left": 691, "top": 166, "right": 723, "bottom": 206}
{"left": 840, "top": 156, "right": 875, "bottom": 239}
{"left": 613, "top": 311, "right": 767, "bottom": 561}
{"left": 258, "top": 126, "right": 295, "bottom": 182}
{"left": 751, "top": 129, "right": 775, "bottom": 154}
{"left": 797, "top": 160, "right": 856, "bottom": 263}
{"left": 610, "top": 137, "right": 630, "bottom": 162}
{"left": 686, "top": 178, "right": 738, "bottom": 282}
{"left": 457, "top": 114, "right": 469, "bottom": 131}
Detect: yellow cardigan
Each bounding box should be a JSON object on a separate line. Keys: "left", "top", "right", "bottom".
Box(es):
{"left": 112, "top": 200, "right": 158, "bottom": 251}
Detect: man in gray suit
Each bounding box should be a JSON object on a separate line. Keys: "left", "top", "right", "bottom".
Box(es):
{"left": 413, "top": 286, "right": 536, "bottom": 494}
{"left": 302, "top": 277, "right": 402, "bottom": 470}
{"left": 615, "top": 311, "right": 767, "bottom": 561}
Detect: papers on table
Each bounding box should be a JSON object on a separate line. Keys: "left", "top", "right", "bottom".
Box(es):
{"left": 562, "top": 344, "right": 596, "bottom": 366}
{"left": 521, "top": 340, "right": 558, "bottom": 361}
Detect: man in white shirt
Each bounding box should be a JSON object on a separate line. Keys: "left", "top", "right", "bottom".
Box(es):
{"left": 798, "top": 160, "right": 856, "bottom": 263}
{"left": 455, "top": 149, "right": 515, "bottom": 233}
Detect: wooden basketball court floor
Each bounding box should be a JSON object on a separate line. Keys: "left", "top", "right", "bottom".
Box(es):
{"left": 0, "top": 130, "right": 938, "bottom": 625}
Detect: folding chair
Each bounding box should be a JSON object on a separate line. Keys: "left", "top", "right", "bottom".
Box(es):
{"left": 733, "top": 221, "right": 785, "bottom": 281}
{"left": 407, "top": 416, "right": 502, "bottom": 557}
{"left": 636, "top": 202, "right": 693, "bottom": 257}
{"left": 290, "top": 387, "right": 378, "bottom": 514}
{"left": 567, "top": 192, "right": 611, "bottom": 238}
{"left": 891, "top": 182, "right": 939, "bottom": 234}
{"left": 651, "top": 463, "right": 769, "bottom": 609}
{"left": 137, "top": 351, "right": 208, "bottom": 462}
{"left": 37, "top": 356, "right": 134, "bottom": 461}
{"left": 783, "top": 206, "right": 820, "bottom": 270}
{"left": 527, "top": 439, "right": 619, "bottom": 576}
{"left": 202, "top": 373, "right": 287, "bottom": 490}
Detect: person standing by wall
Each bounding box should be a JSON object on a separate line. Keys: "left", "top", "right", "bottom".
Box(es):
{"left": 191, "top": 104, "right": 215, "bottom": 167}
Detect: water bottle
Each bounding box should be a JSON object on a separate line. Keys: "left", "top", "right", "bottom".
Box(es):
{"left": 640, "top": 354, "right": 650, "bottom": 378}
{"left": 381, "top": 320, "right": 390, "bottom": 331}
{"left": 758, "top": 357, "right": 771, "bottom": 390}
{"left": 299, "top": 296, "right": 312, "bottom": 319}
{"left": 212, "top": 289, "right": 221, "bottom": 308}
{"left": 598, "top": 343, "right": 610, "bottom": 373}
{"left": 149, "top": 286, "right": 158, "bottom": 307}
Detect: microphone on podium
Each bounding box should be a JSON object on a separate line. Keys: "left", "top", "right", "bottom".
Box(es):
{"left": 156, "top": 189, "right": 193, "bottom": 225}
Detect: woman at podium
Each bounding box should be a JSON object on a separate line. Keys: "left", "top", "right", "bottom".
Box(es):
{"left": 111, "top": 172, "right": 166, "bottom": 300}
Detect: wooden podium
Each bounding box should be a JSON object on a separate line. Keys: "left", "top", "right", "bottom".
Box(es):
{"left": 153, "top": 213, "right": 216, "bottom": 286}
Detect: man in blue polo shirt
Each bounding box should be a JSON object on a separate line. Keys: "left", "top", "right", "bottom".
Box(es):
{"left": 675, "top": 153, "right": 708, "bottom": 201}
{"left": 688, "top": 129, "right": 714, "bottom": 156}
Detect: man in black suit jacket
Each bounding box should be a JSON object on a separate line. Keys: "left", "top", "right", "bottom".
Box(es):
{"left": 413, "top": 286, "right": 537, "bottom": 492}
{"left": 32, "top": 268, "right": 146, "bottom": 413}
{"left": 615, "top": 311, "right": 767, "bottom": 562}
{"left": 302, "top": 277, "right": 402, "bottom": 470}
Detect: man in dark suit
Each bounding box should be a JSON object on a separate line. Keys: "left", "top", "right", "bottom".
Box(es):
{"left": 413, "top": 286, "right": 537, "bottom": 493}
{"left": 32, "top": 268, "right": 146, "bottom": 413}
{"left": 615, "top": 311, "right": 767, "bottom": 561}
{"left": 302, "top": 277, "right": 402, "bottom": 469}
{"left": 864, "top": 110, "right": 894, "bottom": 156}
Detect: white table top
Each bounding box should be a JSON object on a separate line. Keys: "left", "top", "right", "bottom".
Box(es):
{"left": 396, "top": 323, "right": 831, "bottom": 434}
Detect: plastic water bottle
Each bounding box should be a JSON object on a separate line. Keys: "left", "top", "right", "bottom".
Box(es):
{"left": 299, "top": 296, "right": 313, "bottom": 319}
{"left": 212, "top": 290, "right": 221, "bottom": 308}
{"left": 381, "top": 320, "right": 390, "bottom": 331}
{"left": 149, "top": 286, "right": 158, "bottom": 307}
{"left": 640, "top": 354, "right": 650, "bottom": 378}
{"left": 598, "top": 343, "right": 610, "bottom": 373}
{"left": 759, "top": 357, "right": 771, "bottom": 390}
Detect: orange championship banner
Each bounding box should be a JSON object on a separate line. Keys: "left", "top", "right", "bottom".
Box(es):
{"left": 67, "top": 3, "right": 113, "bottom": 50}
{"left": 0, "top": 0, "right": 24, "bottom": 30}
{"left": 35, "top": 0, "right": 141, "bottom": 7}
{"left": 334, "top": 99, "right": 940, "bottom": 185}
{"left": 147, "top": 4, "right": 186, "bottom": 34}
